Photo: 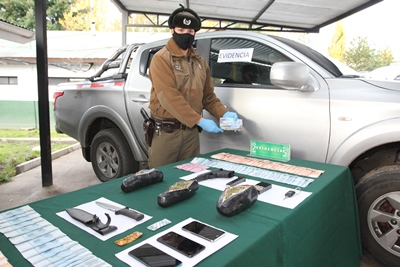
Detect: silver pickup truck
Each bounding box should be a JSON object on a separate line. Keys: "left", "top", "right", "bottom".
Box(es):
{"left": 54, "top": 31, "right": 400, "bottom": 266}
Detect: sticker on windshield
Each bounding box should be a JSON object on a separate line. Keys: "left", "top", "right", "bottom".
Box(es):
{"left": 217, "top": 48, "right": 254, "bottom": 63}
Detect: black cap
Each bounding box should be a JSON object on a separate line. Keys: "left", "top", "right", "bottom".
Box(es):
{"left": 168, "top": 4, "right": 201, "bottom": 32}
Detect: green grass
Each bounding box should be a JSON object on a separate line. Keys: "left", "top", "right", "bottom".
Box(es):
{"left": 0, "top": 128, "right": 67, "bottom": 138}
{"left": 0, "top": 129, "right": 73, "bottom": 183}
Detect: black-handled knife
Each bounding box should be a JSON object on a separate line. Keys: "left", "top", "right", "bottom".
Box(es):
{"left": 95, "top": 201, "right": 144, "bottom": 221}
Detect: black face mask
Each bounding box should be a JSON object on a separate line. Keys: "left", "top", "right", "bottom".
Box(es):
{"left": 173, "top": 32, "right": 195, "bottom": 50}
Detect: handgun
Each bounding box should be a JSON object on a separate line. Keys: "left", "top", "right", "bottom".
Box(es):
{"left": 192, "top": 168, "right": 235, "bottom": 182}
{"left": 140, "top": 108, "right": 151, "bottom": 122}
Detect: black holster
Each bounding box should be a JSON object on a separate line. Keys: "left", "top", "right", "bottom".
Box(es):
{"left": 66, "top": 208, "right": 117, "bottom": 235}
{"left": 143, "top": 118, "right": 155, "bottom": 147}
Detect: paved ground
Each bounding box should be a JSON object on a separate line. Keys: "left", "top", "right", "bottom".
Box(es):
{"left": 0, "top": 145, "right": 384, "bottom": 266}
{"left": 0, "top": 145, "right": 100, "bottom": 211}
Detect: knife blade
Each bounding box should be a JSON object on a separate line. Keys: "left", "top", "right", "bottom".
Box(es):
{"left": 95, "top": 201, "right": 144, "bottom": 221}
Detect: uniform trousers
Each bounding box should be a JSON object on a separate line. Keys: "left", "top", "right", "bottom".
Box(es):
{"left": 148, "top": 127, "right": 200, "bottom": 168}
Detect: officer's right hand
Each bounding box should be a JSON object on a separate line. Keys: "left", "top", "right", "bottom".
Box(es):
{"left": 198, "top": 118, "right": 223, "bottom": 133}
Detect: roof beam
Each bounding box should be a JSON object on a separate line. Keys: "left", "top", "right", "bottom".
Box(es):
{"left": 252, "top": 0, "right": 275, "bottom": 24}
{"left": 125, "top": 12, "right": 312, "bottom": 33}
{"left": 0, "top": 21, "right": 35, "bottom": 44}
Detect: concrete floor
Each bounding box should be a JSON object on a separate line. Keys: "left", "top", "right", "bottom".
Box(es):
{"left": 0, "top": 146, "right": 100, "bottom": 211}
{"left": 0, "top": 147, "right": 385, "bottom": 266}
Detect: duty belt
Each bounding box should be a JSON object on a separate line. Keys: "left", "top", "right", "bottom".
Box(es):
{"left": 153, "top": 118, "right": 190, "bottom": 132}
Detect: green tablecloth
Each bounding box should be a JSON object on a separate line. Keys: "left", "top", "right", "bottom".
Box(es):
{"left": 1, "top": 148, "right": 361, "bottom": 266}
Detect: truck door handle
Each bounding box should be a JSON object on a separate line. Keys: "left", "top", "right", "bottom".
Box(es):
{"left": 131, "top": 97, "right": 149, "bottom": 103}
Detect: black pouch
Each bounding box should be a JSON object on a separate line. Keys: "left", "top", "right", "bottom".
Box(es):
{"left": 216, "top": 185, "right": 258, "bottom": 217}
{"left": 121, "top": 168, "right": 164, "bottom": 192}
{"left": 162, "top": 121, "right": 176, "bottom": 133}
{"left": 158, "top": 180, "right": 199, "bottom": 207}
{"left": 143, "top": 118, "right": 155, "bottom": 147}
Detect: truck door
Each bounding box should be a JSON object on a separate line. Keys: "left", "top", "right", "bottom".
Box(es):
{"left": 197, "top": 36, "right": 331, "bottom": 162}
{"left": 124, "top": 45, "right": 163, "bottom": 153}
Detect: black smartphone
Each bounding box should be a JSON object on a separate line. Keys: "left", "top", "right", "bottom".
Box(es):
{"left": 255, "top": 182, "right": 272, "bottom": 194}
{"left": 157, "top": 231, "right": 205, "bottom": 258}
{"left": 128, "top": 243, "right": 182, "bottom": 267}
{"left": 182, "top": 220, "right": 226, "bottom": 242}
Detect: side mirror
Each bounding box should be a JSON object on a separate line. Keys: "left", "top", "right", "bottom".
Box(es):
{"left": 270, "top": 62, "right": 316, "bottom": 91}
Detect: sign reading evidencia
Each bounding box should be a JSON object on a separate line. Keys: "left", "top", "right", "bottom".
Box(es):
{"left": 250, "top": 140, "right": 291, "bottom": 161}
{"left": 217, "top": 48, "right": 254, "bottom": 63}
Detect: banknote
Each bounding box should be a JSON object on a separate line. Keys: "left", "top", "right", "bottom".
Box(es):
{"left": 21, "top": 237, "right": 74, "bottom": 258}
{"left": 9, "top": 224, "right": 58, "bottom": 245}
{"left": 28, "top": 243, "right": 89, "bottom": 266}
{"left": 0, "top": 205, "right": 35, "bottom": 221}
{"left": 15, "top": 229, "right": 65, "bottom": 252}
{"left": 4, "top": 220, "right": 51, "bottom": 238}
{"left": 0, "top": 216, "right": 44, "bottom": 233}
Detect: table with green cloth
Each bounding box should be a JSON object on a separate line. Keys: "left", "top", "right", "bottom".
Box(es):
{"left": 1, "top": 148, "right": 361, "bottom": 266}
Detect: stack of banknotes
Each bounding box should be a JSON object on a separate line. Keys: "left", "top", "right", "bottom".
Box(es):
{"left": 0, "top": 205, "right": 111, "bottom": 267}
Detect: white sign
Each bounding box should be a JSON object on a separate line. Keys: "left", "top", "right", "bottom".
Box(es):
{"left": 217, "top": 48, "right": 254, "bottom": 63}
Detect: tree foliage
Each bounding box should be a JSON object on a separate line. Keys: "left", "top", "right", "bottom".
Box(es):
{"left": 60, "top": 0, "right": 111, "bottom": 31}
{"left": 128, "top": 14, "right": 169, "bottom": 32}
{"left": 328, "top": 21, "right": 346, "bottom": 62}
{"left": 0, "top": 0, "right": 73, "bottom": 30}
{"left": 344, "top": 36, "right": 394, "bottom": 71}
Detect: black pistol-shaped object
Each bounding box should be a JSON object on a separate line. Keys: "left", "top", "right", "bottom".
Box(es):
{"left": 140, "top": 108, "right": 155, "bottom": 147}
{"left": 140, "top": 108, "right": 150, "bottom": 121}
{"left": 192, "top": 168, "right": 235, "bottom": 182}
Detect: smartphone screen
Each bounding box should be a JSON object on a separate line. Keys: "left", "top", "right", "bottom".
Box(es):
{"left": 128, "top": 243, "right": 182, "bottom": 267}
{"left": 182, "top": 221, "right": 226, "bottom": 242}
{"left": 157, "top": 231, "right": 205, "bottom": 258}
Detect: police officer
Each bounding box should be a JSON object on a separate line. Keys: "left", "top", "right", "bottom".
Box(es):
{"left": 148, "top": 5, "right": 238, "bottom": 168}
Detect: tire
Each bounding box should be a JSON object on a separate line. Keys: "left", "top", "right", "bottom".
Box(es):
{"left": 356, "top": 165, "right": 400, "bottom": 267}
{"left": 90, "top": 128, "right": 138, "bottom": 182}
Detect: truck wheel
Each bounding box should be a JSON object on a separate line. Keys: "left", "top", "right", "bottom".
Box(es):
{"left": 356, "top": 165, "right": 400, "bottom": 267}
{"left": 90, "top": 128, "right": 138, "bottom": 182}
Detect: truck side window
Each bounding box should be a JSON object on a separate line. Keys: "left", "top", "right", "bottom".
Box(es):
{"left": 141, "top": 48, "right": 162, "bottom": 77}
{"left": 209, "top": 38, "right": 291, "bottom": 86}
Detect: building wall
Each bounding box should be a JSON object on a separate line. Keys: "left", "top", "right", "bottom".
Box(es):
{"left": 0, "top": 62, "right": 101, "bottom": 129}
{"left": 0, "top": 31, "right": 170, "bottom": 129}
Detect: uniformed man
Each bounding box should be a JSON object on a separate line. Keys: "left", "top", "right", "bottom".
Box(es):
{"left": 148, "top": 5, "right": 238, "bottom": 168}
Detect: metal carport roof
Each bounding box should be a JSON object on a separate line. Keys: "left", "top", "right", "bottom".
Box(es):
{"left": 111, "top": 0, "right": 382, "bottom": 44}
{"left": 0, "top": 19, "right": 35, "bottom": 44}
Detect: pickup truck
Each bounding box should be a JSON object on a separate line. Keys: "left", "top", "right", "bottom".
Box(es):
{"left": 53, "top": 30, "right": 400, "bottom": 266}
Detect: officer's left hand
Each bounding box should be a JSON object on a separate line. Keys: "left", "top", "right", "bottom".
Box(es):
{"left": 223, "top": 111, "right": 238, "bottom": 121}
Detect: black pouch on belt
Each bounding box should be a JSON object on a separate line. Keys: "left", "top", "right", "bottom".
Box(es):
{"left": 162, "top": 121, "right": 176, "bottom": 133}
{"left": 143, "top": 119, "right": 155, "bottom": 147}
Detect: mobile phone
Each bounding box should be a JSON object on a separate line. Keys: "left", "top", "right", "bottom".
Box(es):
{"left": 226, "top": 176, "right": 246, "bottom": 186}
{"left": 157, "top": 231, "right": 205, "bottom": 258}
{"left": 182, "top": 220, "right": 226, "bottom": 242}
{"left": 128, "top": 243, "right": 182, "bottom": 267}
{"left": 255, "top": 182, "right": 272, "bottom": 194}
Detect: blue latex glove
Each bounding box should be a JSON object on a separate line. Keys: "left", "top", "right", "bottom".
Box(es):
{"left": 198, "top": 118, "right": 223, "bottom": 133}
{"left": 223, "top": 111, "right": 238, "bottom": 121}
